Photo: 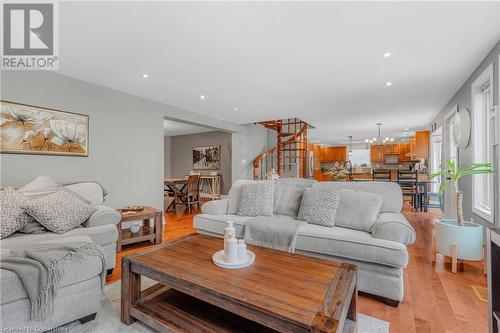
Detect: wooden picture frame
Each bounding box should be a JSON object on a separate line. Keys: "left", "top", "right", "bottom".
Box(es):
{"left": 193, "top": 145, "right": 221, "bottom": 170}
{"left": 0, "top": 100, "right": 89, "bottom": 157}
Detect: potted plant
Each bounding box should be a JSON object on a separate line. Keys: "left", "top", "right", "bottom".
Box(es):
{"left": 431, "top": 160, "right": 493, "bottom": 272}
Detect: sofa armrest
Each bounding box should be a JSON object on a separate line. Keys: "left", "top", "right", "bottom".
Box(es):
{"left": 201, "top": 199, "right": 229, "bottom": 215}
{"left": 83, "top": 205, "right": 121, "bottom": 228}
{"left": 371, "top": 212, "right": 416, "bottom": 245}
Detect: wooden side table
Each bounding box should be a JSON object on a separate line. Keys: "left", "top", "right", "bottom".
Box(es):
{"left": 116, "top": 206, "right": 163, "bottom": 252}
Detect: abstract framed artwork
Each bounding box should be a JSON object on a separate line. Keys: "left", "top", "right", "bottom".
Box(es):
{"left": 193, "top": 145, "right": 221, "bottom": 170}
{"left": 0, "top": 100, "right": 89, "bottom": 156}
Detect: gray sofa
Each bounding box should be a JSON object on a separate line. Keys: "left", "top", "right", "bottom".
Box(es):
{"left": 193, "top": 178, "right": 416, "bottom": 306}
{"left": 0, "top": 182, "right": 120, "bottom": 331}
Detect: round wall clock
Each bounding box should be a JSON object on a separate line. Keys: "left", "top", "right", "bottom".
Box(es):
{"left": 453, "top": 108, "right": 471, "bottom": 148}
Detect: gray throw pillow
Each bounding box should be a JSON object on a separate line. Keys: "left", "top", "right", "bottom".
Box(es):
{"left": 274, "top": 178, "right": 315, "bottom": 216}
{"left": 297, "top": 188, "right": 341, "bottom": 227}
{"left": 22, "top": 191, "right": 96, "bottom": 234}
{"left": 335, "top": 188, "right": 383, "bottom": 232}
{"left": 237, "top": 182, "right": 274, "bottom": 217}
{"left": 0, "top": 188, "right": 35, "bottom": 239}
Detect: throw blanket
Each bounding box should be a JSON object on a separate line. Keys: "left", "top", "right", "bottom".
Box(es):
{"left": 0, "top": 241, "right": 106, "bottom": 321}
{"left": 244, "top": 216, "right": 306, "bottom": 253}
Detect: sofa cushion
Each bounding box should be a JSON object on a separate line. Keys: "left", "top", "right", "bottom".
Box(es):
{"left": 22, "top": 191, "right": 96, "bottom": 234}
{"left": 64, "top": 182, "right": 107, "bottom": 207}
{"left": 297, "top": 188, "right": 341, "bottom": 227}
{"left": 238, "top": 182, "right": 274, "bottom": 217}
{"left": 295, "top": 223, "right": 408, "bottom": 268}
{"left": 194, "top": 214, "right": 251, "bottom": 238}
{"left": 2, "top": 224, "right": 118, "bottom": 248}
{"left": 1, "top": 236, "right": 102, "bottom": 305}
{"left": 335, "top": 189, "right": 383, "bottom": 232}
{"left": 274, "top": 178, "right": 316, "bottom": 216}
{"left": 0, "top": 188, "right": 34, "bottom": 239}
{"left": 312, "top": 181, "right": 403, "bottom": 213}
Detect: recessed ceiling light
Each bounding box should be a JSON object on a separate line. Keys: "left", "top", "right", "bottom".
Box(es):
{"left": 385, "top": 81, "right": 393, "bottom": 87}
{"left": 382, "top": 52, "right": 391, "bottom": 58}
{"left": 234, "top": 107, "right": 238, "bottom": 111}
{"left": 141, "top": 73, "right": 149, "bottom": 78}
{"left": 404, "top": 127, "right": 409, "bottom": 131}
{"left": 200, "top": 94, "right": 205, "bottom": 100}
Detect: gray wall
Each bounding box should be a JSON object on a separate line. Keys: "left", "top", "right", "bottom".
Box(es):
{"left": 431, "top": 41, "right": 500, "bottom": 228}
{"left": 231, "top": 124, "right": 271, "bottom": 182}
{"left": 170, "top": 131, "right": 232, "bottom": 194}
{"left": 1, "top": 71, "right": 206, "bottom": 211}
{"left": 164, "top": 136, "right": 171, "bottom": 178}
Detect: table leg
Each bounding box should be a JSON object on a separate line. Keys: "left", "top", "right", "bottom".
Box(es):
{"left": 116, "top": 221, "right": 122, "bottom": 252}
{"left": 154, "top": 213, "right": 163, "bottom": 245}
{"left": 121, "top": 258, "right": 141, "bottom": 325}
{"left": 424, "top": 183, "right": 428, "bottom": 212}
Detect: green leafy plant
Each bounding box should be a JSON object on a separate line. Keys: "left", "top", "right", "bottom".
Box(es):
{"left": 431, "top": 160, "right": 494, "bottom": 226}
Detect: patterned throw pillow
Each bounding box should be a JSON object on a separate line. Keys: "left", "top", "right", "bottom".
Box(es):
{"left": 0, "top": 188, "right": 35, "bottom": 239}
{"left": 22, "top": 191, "right": 96, "bottom": 234}
{"left": 237, "top": 182, "right": 274, "bottom": 217}
{"left": 297, "top": 188, "right": 341, "bottom": 227}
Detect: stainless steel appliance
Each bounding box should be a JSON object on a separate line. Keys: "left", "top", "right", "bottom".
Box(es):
{"left": 384, "top": 154, "right": 399, "bottom": 164}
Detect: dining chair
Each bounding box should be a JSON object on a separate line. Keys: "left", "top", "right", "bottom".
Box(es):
{"left": 372, "top": 169, "right": 392, "bottom": 181}
{"left": 175, "top": 175, "right": 201, "bottom": 213}
{"left": 343, "top": 160, "right": 353, "bottom": 181}
{"left": 397, "top": 170, "right": 419, "bottom": 209}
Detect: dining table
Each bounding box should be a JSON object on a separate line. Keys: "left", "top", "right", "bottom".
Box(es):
{"left": 164, "top": 178, "right": 187, "bottom": 212}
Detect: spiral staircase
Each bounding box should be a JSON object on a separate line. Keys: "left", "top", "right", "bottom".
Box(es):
{"left": 253, "top": 118, "right": 309, "bottom": 180}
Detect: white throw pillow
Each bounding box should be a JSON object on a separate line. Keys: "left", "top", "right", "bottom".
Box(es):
{"left": 18, "top": 175, "right": 91, "bottom": 204}
{"left": 335, "top": 188, "right": 383, "bottom": 232}
{"left": 237, "top": 182, "right": 275, "bottom": 217}
{"left": 297, "top": 188, "right": 341, "bottom": 227}
{"left": 22, "top": 191, "right": 96, "bottom": 234}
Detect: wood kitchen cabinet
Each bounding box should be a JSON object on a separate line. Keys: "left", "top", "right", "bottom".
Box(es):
{"left": 415, "top": 130, "right": 430, "bottom": 159}
{"left": 370, "top": 145, "right": 384, "bottom": 163}
{"left": 318, "top": 146, "right": 347, "bottom": 163}
{"left": 399, "top": 143, "right": 410, "bottom": 161}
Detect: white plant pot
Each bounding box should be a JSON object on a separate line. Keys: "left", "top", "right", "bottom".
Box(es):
{"left": 435, "top": 219, "right": 484, "bottom": 260}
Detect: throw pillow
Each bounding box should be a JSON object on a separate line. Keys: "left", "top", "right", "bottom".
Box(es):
{"left": 297, "top": 188, "right": 341, "bottom": 227}
{"left": 0, "top": 188, "right": 35, "bottom": 239}
{"left": 237, "top": 182, "right": 274, "bottom": 217}
{"left": 273, "top": 178, "right": 316, "bottom": 216}
{"left": 335, "top": 189, "right": 383, "bottom": 232}
{"left": 22, "top": 191, "right": 96, "bottom": 234}
{"left": 18, "top": 175, "right": 91, "bottom": 204}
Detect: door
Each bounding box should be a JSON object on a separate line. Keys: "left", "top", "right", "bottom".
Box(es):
{"left": 444, "top": 107, "right": 459, "bottom": 218}
{"left": 430, "top": 127, "right": 443, "bottom": 194}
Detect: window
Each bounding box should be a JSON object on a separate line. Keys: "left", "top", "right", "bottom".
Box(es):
{"left": 350, "top": 147, "right": 370, "bottom": 166}
{"left": 471, "top": 64, "right": 494, "bottom": 222}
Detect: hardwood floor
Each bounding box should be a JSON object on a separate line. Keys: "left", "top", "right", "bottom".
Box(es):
{"left": 108, "top": 203, "right": 488, "bottom": 333}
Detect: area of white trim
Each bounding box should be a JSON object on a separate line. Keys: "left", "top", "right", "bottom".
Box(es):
{"left": 471, "top": 63, "right": 494, "bottom": 223}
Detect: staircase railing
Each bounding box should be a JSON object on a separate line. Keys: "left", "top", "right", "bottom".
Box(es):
{"left": 253, "top": 118, "right": 308, "bottom": 180}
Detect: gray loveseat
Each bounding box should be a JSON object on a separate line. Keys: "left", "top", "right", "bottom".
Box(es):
{"left": 193, "top": 178, "right": 416, "bottom": 306}
{"left": 0, "top": 182, "right": 120, "bottom": 331}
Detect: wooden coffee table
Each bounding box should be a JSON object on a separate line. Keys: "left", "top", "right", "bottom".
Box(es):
{"left": 121, "top": 235, "right": 357, "bottom": 333}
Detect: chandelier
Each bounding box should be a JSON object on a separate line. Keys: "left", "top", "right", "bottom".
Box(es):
{"left": 365, "top": 123, "right": 394, "bottom": 145}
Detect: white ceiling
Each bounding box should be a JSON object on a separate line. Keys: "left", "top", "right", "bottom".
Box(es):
{"left": 58, "top": 1, "right": 500, "bottom": 144}
{"left": 164, "top": 119, "right": 214, "bottom": 137}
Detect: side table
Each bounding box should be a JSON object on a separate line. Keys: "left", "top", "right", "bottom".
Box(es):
{"left": 116, "top": 206, "right": 163, "bottom": 252}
